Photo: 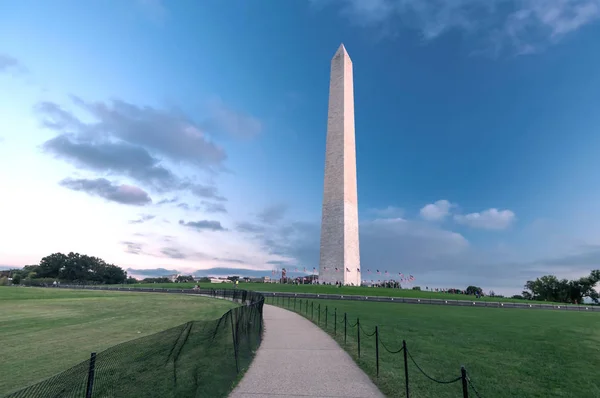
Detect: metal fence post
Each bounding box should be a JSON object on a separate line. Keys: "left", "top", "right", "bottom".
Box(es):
{"left": 230, "top": 311, "right": 239, "bottom": 373}
{"left": 375, "top": 326, "right": 379, "bottom": 377}
{"left": 334, "top": 308, "right": 337, "bottom": 335}
{"left": 294, "top": 297, "right": 297, "bottom": 310}
{"left": 403, "top": 340, "right": 409, "bottom": 398}
{"left": 357, "top": 318, "right": 361, "bottom": 358}
{"left": 85, "top": 352, "right": 96, "bottom": 398}
{"left": 325, "top": 306, "right": 328, "bottom": 328}
{"left": 288, "top": 296, "right": 290, "bottom": 308}
{"left": 306, "top": 299, "right": 308, "bottom": 313}
{"left": 311, "top": 301, "right": 314, "bottom": 320}
{"left": 461, "top": 366, "right": 469, "bottom": 398}
{"left": 344, "top": 313, "right": 347, "bottom": 344}
{"left": 318, "top": 303, "right": 321, "bottom": 324}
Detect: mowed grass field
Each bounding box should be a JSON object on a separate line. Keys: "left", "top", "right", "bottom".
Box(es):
{"left": 0, "top": 287, "right": 237, "bottom": 396}
{"left": 129, "top": 282, "right": 576, "bottom": 305}
{"left": 268, "top": 296, "right": 600, "bottom": 398}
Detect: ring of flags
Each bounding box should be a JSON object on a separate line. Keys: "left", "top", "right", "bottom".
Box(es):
{"left": 269, "top": 265, "right": 415, "bottom": 284}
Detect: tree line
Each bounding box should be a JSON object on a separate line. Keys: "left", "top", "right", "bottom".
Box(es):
{"left": 6, "top": 252, "right": 129, "bottom": 285}
{"left": 2, "top": 254, "right": 598, "bottom": 304}
{"left": 514, "top": 270, "right": 600, "bottom": 304}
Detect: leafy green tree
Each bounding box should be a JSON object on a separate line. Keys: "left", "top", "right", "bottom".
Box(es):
{"left": 56, "top": 252, "right": 89, "bottom": 281}
{"left": 466, "top": 285, "right": 483, "bottom": 295}
{"left": 38, "top": 253, "right": 68, "bottom": 278}
{"left": 34, "top": 252, "right": 128, "bottom": 284}
{"left": 142, "top": 277, "right": 171, "bottom": 283}
{"left": 522, "top": 270, "right": 600, "bottom": 304}
{"left": 176, "top": 275, "right": 195, "bottom": 283}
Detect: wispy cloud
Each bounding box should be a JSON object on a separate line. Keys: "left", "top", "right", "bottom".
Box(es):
{"left": 128, "top": 214, "right": 156, "bottom": 224}
{"left": 454, "top": 208, "right": 516, "bottom": 230}
{"left": 198, "top": 201, "right": 228, "bottom": 213}
{"left": 179, "top": 219, "right": 226, "bottom": 231}
{"left": 156, "top": 197, "right": 178, "bottom": 205}
{"left": 312, "top": 0, "right": 600, "bottom": 54}
{"left": 122, "top": 241, "right": 146, "bottom": 255}
{"left": 60, "top": 178, "right": 152, "bottom": 206}
{"left": 257, "top": 203, "right": 287, "bottom": 224}
{"left": 36, "top": 98, "right": 227, "bottom": 201}
{"left": 201, "top": 98, "right": 263, "bottom": 139}
{"left": 0, "top": 54, "right": 27, "bottom": 74}
{"left": 160, "top": 247, "right": 187, "bottom": 259}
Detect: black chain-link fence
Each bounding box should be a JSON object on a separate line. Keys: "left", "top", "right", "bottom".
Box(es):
{"left": 4, "top": 286, "right": 264, "bottom": 398}
{"left": 269, "top": 295, "right": 483, "bottom": 398}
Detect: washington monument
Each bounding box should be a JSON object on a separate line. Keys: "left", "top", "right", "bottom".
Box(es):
{"left": 318, "top": 44, "right": 361, "bottom": 286}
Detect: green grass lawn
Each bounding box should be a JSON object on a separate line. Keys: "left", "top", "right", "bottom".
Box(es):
{"left": 0, "top": 287, "right": 237, "bottom": 396}
{"left": 127, "top": 281, "right": 576, "bottom": 305}
{"left": 268, "top": 296, "right": 600, "bottom": 398}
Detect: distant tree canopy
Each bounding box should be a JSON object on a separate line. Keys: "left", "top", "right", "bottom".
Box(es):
{"left": 176, "top": 275, "right": 195, "bottom": 283}
{"left": 522, "top": 270, "right": 600, "bottom": 304}
{"left": 11, "top": 252, "right": 127, "bottom": 285}
{"left": 466, "top": 285, "right": 483, "bottom": 295}
{"left": 142, "top": 277, "right": 172, "bottom": 284}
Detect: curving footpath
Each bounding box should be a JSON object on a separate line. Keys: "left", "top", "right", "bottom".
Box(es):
{"left": 229, "top": 304, "right": 384, "bottom": 398}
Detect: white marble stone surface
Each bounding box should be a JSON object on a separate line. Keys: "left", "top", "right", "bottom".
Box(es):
{"left": 319, "top": 44, "right": 361, "bottom": 286}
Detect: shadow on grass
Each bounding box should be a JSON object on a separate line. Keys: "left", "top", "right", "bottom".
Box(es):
{"left": 4, "top": 290, "right": 263, "bottom": 398}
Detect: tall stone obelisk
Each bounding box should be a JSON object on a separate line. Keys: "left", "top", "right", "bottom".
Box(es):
{"left": 319, "top": 44, "right": 361, "bottom": 286}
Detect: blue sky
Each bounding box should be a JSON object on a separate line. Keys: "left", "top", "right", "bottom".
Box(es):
{"left": 2, "top": 0, "right": 600, "bottom": 294}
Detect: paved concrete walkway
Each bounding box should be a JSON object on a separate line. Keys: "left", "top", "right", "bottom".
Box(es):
{"left": 229, "top": 304, "right": 385, "bottom": 398}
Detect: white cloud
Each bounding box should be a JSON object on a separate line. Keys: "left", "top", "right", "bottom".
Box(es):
{"left": 420, "top": 199, "right": 453, "bottom": 221}
{"left": 454, "top": 208, "right": 516, "bottom": 230}
{"left": 312, "top": 0, "right": 600, "bottom": 54}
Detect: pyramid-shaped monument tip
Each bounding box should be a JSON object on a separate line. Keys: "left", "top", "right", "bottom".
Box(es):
{"left": 334, "top": 43, "right": 349, "bottom": 58}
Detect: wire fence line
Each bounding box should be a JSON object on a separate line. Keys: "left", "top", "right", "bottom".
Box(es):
{"left": 268, "top": 295, "right": 483, "bottom": 398}
{"left": 4, "top": 286, "right": 265, "bottom": 398}
{"left": 259, "top": 290, "right": 600, "bottom": 312}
